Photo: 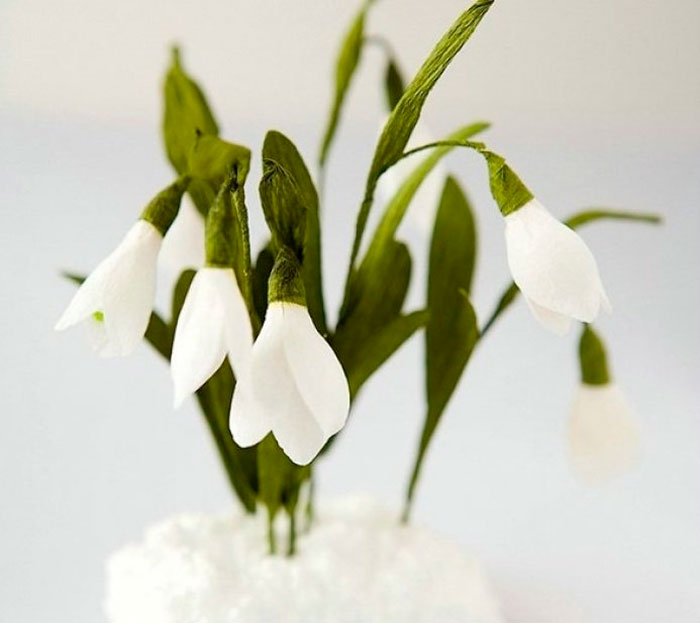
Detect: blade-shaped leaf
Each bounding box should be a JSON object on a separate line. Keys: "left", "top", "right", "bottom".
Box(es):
{"left": 163, "top": 48, "right": 220, "bottom": 216}
{"left": 384, "top": 58, "right": 405, "bottom": 112}
{"left": 319, "top": 0, "right": 375, "bottom": 167}
{"left": 260, "top": 131, "right": 326, "bottom": 332}
{"left": 333, "top": 239, "right": 412, "bottom": 375}
{"left": 345, "top": 0, "right": 494, "bottom": 287}
{"left": 404, "top": 177, "right": 479, "bottom": 518}
{"left": 345, "top": 309, "right": 428, "bottom": 398}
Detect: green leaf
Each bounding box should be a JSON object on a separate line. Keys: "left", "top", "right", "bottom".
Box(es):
{"left": 345, "top": 309, "right": 429, "bottom": 398}
{"left": 333, "top": 239, "right": 412, "bottom": 376}
{"left": 384, "top": 58, "right": 405, "bottom": 112}
{"left": 188, "top": 134, "right": 251, "bottom": 188}
{"left": 564, "top": 209, "right": 662, "bottom": 229}
{"left": 404, "top": 177, "right": 479, "bottom": 519}
{"left": 359, "top": 122, "right": 487, "bottom": 280}
{"left": 171, "top": 269, "right": 196, "bottom": 326}
{"left": 481, "top": 208, "right": 663, "bottom": 335}
{"left": 260, "top": 131, "right": 326, "bottom": 332}
{"left": 345, "top": 0, "right": 494, "bottom": 285}
{"left": 318, "top": 0, "right": 374, "bottom": 167}
{"left": 162, "top": 47, "right": 220, "bottom": 216}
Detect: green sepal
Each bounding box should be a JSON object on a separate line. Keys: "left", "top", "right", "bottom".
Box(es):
{"left": 140, "top": 175, "right": 191, "bottom": 236}
{"left": 345, "top": 0, "right": 494, "bottom": 282}
{"left": 479, "top": 149, "right": 533, "bottom": 217}
{"left": 268, "top": 246, "right": 306, "bottom": 306}
{"left": 384, "top": 58, "right": 405, "bottom": 112}
{"left": 259, "top": 131, "right": 326, "bottom": 332}
{"left": 318, "top": 0, "right": 374, "bottom": 167}
{"left": 579, "top": 325, "right": 610, "bottom": 386}
{"left": 404, "top": 177, "right": 479, "bottom": 519}
{"left": 205, "top": 174, "right": 239, "bottom": 268}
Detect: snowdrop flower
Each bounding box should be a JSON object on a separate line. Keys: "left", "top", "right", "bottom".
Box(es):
{"left": 482, "top": 150, "right": 610, "bottom": 334}
{"left": 568, "top": 326, "right": 640, "bottom": 484}
{"left": 171, "top": 267, "right": 252, "bottom": 406}
{"left": 170, "top": 176, "right": 254, "bottom": 406}
{"left": 230, "top": 248, "right": 350, "bottom": 465}
{"left": 56, "top": 178, "right": 189, "bottom": 357}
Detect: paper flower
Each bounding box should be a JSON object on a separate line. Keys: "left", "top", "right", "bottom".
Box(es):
{"left": 504, "top": 199, "right": 610, "bottom": 335}
{"left": 171, "top": 267, "right": 253, "bottom": 406}
{"left": 230, "top": 248, "right": 350, "bottom": 465}
{"left": 55, "top": 220, "right": 162, "bottom": 357}
{"left": 568, "top": 325, "right": 639, "bottom": 484}
{"left": 568, "top": 383, "right": 640, "bottom": 485}
{"left": 158, "top": 200, "right": 205, "bottom": 276}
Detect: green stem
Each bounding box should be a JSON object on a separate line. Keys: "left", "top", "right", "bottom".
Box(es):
{"left": 267, "top": 510, "right": 277, "bottom": 555}
{"left": 287, "top": 512, "right": 297, "bottom": 556}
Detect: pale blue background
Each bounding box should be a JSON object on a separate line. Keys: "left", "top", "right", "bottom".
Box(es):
{"left": 1, "top": 1, "right": 699, "bottom": 621}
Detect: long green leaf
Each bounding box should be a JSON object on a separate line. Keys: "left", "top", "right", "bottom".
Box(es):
{"left": 344, "top": 0, "right": 494, "bottom": 295}
{"left": 333, "top": 239, "right": 412, "bottom": 375}
{"left": 404, "top": 177, "right": 479, "bottom": 519}
{"left": 260, "top": 131, "right": 326, "bottom": 332}
{"left": 318, "top": 0, "right": 374, "bottom": 167}
{"left": 162, "top": 48, "right": 220, "bottom": 216}
{"left": 345, "top": 309, "right": 429, "bottom": 398}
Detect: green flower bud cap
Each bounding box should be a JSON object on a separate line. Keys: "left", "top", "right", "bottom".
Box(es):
{"left": 140, "top": 175, "right": 191, "bottom": 236}
{"left": 479, "top": 149, "right": 533, "bottom": 217}
{"left": 205, "top": 169, "right": 239, "bottom": 268}
{"left": 268, "top": 246, "right": 306, "bottom": 306}
{"left": 578, "top": 324, "right": 611, "bottom": 386}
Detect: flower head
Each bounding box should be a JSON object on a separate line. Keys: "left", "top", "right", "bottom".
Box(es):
{"left": 505, "top": 199, "right": 610, "bottom": 334}
{"left": 230, "top": 248, "right": 350, "bottom": 465}
{"left": 171, "top": 267, "right": 252, "bottom": 406}
{"left": 55, "top": 220, "right": 163, "bottom": 357}
{"left": 568, "top": 326, "right": 639, "bottom": 484}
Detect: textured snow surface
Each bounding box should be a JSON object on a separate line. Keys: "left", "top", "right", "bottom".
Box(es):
{"left": 106, "top": 496, "right": 504, "bottom": 623}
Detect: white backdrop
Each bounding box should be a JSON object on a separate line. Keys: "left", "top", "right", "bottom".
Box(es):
{"left": 1, "top": 1, "right": 699, "bottom": 622}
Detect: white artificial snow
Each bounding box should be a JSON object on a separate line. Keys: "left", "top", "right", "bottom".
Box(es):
{"left": 106, "top": 496, "right": 504, "bottom": 623}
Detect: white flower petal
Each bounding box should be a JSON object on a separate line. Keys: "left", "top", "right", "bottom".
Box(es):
{"left": 525, "top": 298, "right": 573, "bottom": 336}
{"left": 171, "top": 269, "right": 229, "bottom": 406}
{"left": 505, "top": 199, "right": 608, "bottom": 324}
{"left": 229, "top": 372, "right": 272, "bottom": 447}
{"left": 56, "top": 220, "right": 162, "bottom": 357}
{"left": 280, "top": 304, "right": 350, "bottom": 438}
{"left": 568, "top": 383, "right": 640, "bottom": 485}
{"left": 158, "top": 199, "right": 205, "bottom": 275}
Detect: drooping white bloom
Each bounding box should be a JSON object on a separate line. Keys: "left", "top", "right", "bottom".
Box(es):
{"left": 567, "top": 383, "right": 640, "bottom": 485}
{"left": 55, "top": 220, "right": 162, "bottom": 357}
{"left": 504, "top": 199, "right": 611, "bottom": 335}
{"left": 158, "top": 200, "right": 205, "bottom": 276}
{"left": 171, "top": 267, "right": 253, "bottom": 407}
{"left": 230, "top": 302, "right": 350, "bottom": 466}
{"left": 376, "top": 119, "right": 446, "bottom": 234}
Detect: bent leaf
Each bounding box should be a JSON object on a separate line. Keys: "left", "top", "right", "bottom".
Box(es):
{"left": 345, "top": 0, "right": 494, "bottom": 285}
{"left": 404, "top": 177, "right": 479, "bottom": 519}
{"left": 384, "top": 58, "right": 405, "bottom": 112}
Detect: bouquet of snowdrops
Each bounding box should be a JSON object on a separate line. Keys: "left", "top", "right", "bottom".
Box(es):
{"left": 56, "top": 0, "right": 659, "bottom": 554}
